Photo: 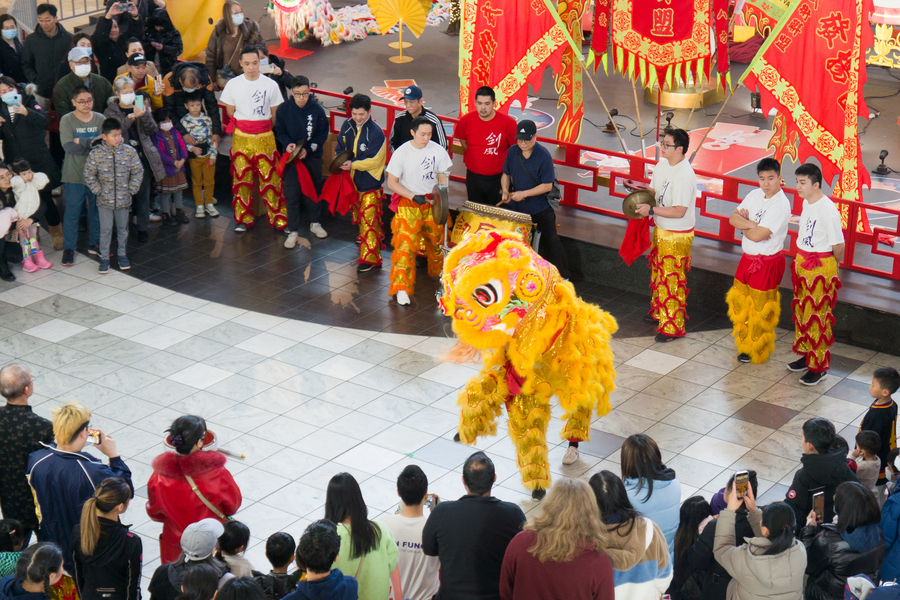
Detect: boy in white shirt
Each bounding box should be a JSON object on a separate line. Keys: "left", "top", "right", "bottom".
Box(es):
{"left": 788, "top": 163, "right": 844, "bottom": 386}
{"left": 635, "top": 128, "right": 697, "bottom": 342}
{"left": 379, "top": 465, "right": 440, "bottom": 600}
{"left": 726, "top": 158, "right": 792, "bottom": 364}
{"left": 220, "top": 45, "right": 285, "bottom": 233}
{"left": 852, "top": 430, "right": 882, "bottom": 496}
{"left": 386, "top": 116, "right": 452, "bottom": 306}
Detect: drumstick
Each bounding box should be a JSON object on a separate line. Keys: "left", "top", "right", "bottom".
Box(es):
{"left": 219, "top": 447, "right": 245, "bottom": 459}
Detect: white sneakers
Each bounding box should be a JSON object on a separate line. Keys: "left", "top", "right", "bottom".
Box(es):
{"left": 562, "top": 446, "right": 580, "bottom": 465}
{"left": 310, "top": 223, "right": 327, "bottom": 238}
{"left": 284, "top": 232, "right": 299, "bottom": 249}
{"left": 205, "top": 204, "right": 219, "bottom": 217}
{"left": 195, "top": 205, "right": 205, "bottom": 218}
{"left": 396, "top": 290, "right": 411, "bottom": 306}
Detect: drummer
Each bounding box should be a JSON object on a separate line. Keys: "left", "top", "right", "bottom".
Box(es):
{"left": 274, "top": 76, "right": 330, "bottom": 249}
{"left": 335, "top": 94, "right": 388, "bottom": 273}
{"left": 385, "top": 117, "right": 453, "bottom": 306}
{"left": 634, "top": 128, "right": 697, "bottom": 342}
{"left": 500, "top": 120, "right": 570, "bottom": 279}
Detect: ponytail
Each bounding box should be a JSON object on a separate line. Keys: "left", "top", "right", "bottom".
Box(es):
{"left": 0, "top": 519, "right": 24, "bottom": 552}
{"left": 760, "top": 503, "right": 796, "bottom": 556}
{"left": 79, "top": 477, "right": 132, "bottom": 555}
{"left": 16, "top": 542, "right": 63, "bottom": 598}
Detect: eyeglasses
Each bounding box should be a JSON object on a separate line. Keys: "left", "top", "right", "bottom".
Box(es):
{"left": 292, "top": 92, "right": 310, "bottom": 98}
{"left": 73, "top": 99, "right": 93, "bottom": 105}
{"left": 660, "top": 143, "right": 675, "bottom": 149}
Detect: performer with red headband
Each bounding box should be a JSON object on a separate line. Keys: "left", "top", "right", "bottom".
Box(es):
{"left": 726, "top": 158, "right": 791, "bottom": 365}
{"left": 220, "top": 45, "right": 285, "bottom": 233}
{"left": 635, "top": 128, "right": 697, "bottom": 342}
{"left": 788, "top": 163, "right": 844, "bottom": 386}
{"left": 385, "top": 117, "right": 452, "bottom": 306}
{"left": 335, "top": 93, "right": 387, "bottom": 273}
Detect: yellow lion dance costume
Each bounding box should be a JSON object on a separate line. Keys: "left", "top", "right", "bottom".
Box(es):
{"left": 439, "top": 232, "right": 619, "bottom": 496}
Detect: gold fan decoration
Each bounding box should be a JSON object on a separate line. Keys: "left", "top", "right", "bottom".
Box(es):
{"left": 369, "top": 0, "right": 428, "bottom": 62}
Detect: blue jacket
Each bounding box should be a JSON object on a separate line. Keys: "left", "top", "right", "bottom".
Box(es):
{"left": 274, "top": 97, "right": 329, "bottom": 160}
{"left": 881, "top": 491, "right": 900, "bottom": 582}
{"left": 625, "top": 474, "right": 681, "bottom": 567}
{"left": 283, "top": 569, "right": 358, "bottom": 600}
{"left": 335, "top": 117, "right": 385, "bottom": 192}
{"left": 0, "top": 575, "right": 47, "bottom": 600}
{"left": 26, "top": 443, "right": 133, "bottom": 571}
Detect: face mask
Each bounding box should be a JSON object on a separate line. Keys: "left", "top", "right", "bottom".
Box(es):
{"left": 1, "top": 92, "right": 19, "bottom": 105}
{"left": 182, "top": 86, "right": 198, "bottom": 93}
{"left": 2, "top": 28, "right": 17, "bottom": 40}
{"left": 231, "top": 12, "right": 244, "bottom": 26}
{"left": 84, "top": 47, "right": 93, "bottom": 56}
{"left": 73, "top": 64, "right": 91, "bottom": 78}
{"left": 260, "top": 58, "right": 269, "bottom": 66}
{"left": 119, "top": 92, "right": 135, "bottom": 106}
{"left": 160, "top": 122, "right": 173, "bottom": 131}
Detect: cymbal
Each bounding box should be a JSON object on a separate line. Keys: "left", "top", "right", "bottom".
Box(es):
{"left": 329, "top": 148, "right": 354, "bottom": 175}
{"left": 286, "top": 139, "right": 306, "bottom": 163}
{"left": 432, "top": 183, "right": 449, "bottom": 225}
{"left": 622, "top": 189, "right": 656, "bottom": 220}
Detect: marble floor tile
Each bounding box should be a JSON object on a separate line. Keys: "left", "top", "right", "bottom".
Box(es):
{"left": 379, "top": 350, "right": 442, "bottom": 376}
{"left": 243, "top": 386, "right": 310, "bottom": 415}
{"left": 710, "top": 372, "right": 774, "bottom": 399}
{"left": 309, "top": 355, "right": 375, "bottom": 380}
{"left": 624, "top": 349, "right": 688, "bottom": 375}
{"left": 168, "top": 363, "right": 232, "bottom": 389}
{"left": 643, "top": 422, "right": 704, "bottom": 453}
{"left": 350, "top": 366, "right": 414, "bottom": 393}
{"left": 729, "top": 449, "right": 799, "bottom": 483}
{"left": 285, "top": 398, "right": 351, "bottom": 427}
{"left": 63, "top": 382, "right": 124, "bottom": 411}
{"left": 61, "top": 281, "right": 122, "bottom": 304}
{"left": 103, "top": 339, "right": 159, "bottom": 366}
{"left": 198, "top": 321, "right": 262, "bottom": 346}
{"left": 275, "top": 320, "right": 330, "bottom": 343}
{"left": 611, "top": 364, "right": 662, "bottom": 392}
{"left": 95, "top": 291, "right": 157, "bottom": 314}
{"left": 95, "top": 396, "right": 168, "bottom": 425}
{"left": 280, "top": 371, "right": 343, "bottom": 398}
{"left": 358, "top": 394, "right": 425, "bottom": 422}
{"left": 59, "top": 329, "right": 121, "bottom": 354}
{"left": 662, "top": 405, "right": 728, "bottom": 434}
{"left": 608, "top": 340, "right": 646, "bottom": 363}
{"left": 639, "top": 376, "right": 707, "bottom": 404}
{"left": 57, "top": 354, "right": 123, "bottom": 381}
{"left": 20, "top": 345, "right": 87, "bottom": 369}
{"left": 239, "top": 359, "right": 303, "bottom": 385}
{"left": 732, "top": 400, "right": 800, "bottom": 430}
{"left": 132, "top": 301, "right": 191, "bottom": 324}
{"left": 202, "top": 347, "right": 267, "bottom": 372}
{"left": 231, "top": 311, "right": 287, "bottom": 332}
{"left": 167, "top": 336, "right": 231, "bottom": 361}
{"left": 754, "top": 430, "right": 803, "bottom": 460}
{"left": 333, "top": 442, "right": 407, "bottom": 475}
{"left": 206, "top": 374, "right": 273, "bottom": 402}
{"left": 304, "top": 329, "right": 368, "bottom": 353}
{"left": 692, "top": 344, "right": 740, "bottom": 371}
{"left": 95, "top": 367, "right": 161, "bottom": 394}
{"left": 34, "top": 370, "right": 87, "bottom": 397}
{"left": 253, "top": 447, "right": 328, "bottom": 480}
{"left": 0, "top": 285, "right": 55, "bottom": 307}
{"left": 5, "top": 333, "right": 51, "bottom": 357}
{"left": 210, "top": 403, "right": 280, "bottom": 431}
{"left": 235, "top": 332, "right": 298, "bottom": 357}
{"left": 127, "top": 281, "right": 175, "bottom": 300}
{"left": 94, "top": 315, "right": 156, "bottom": 339}
{"left": 391, "top": 378, "right": 456, "bottom": 405}
{"left": 259, "top": 481, "right": 328, "bottom": 517}
{"left": 132, "top": 351, "right": 193, "bottom": 378}
{"left": 419, "top": 362, "right": 478, "bottom": 388}
{"left": 5, "top": 308, "right": 55, "bottom": 333}
{"left": 592, "top": 409, "right": 655, "bottom": 437}
{"left": 803, "top": 396, "right": 868, "bottom": 424}
{"left": 62, "top": 304, "right": 123, "bottom": 328}
{"left": 667, "top": 454, "right": 726, "bottom": 489}
{"left": 232, "top": 467, "right": 293, "bottom": 502}
{"left": 706, "top": 418, "right": 776, "bottom": 448}
{"left": 23, "top": 318, "right": 87, "bottom": 343}
{"left": 249, "top": 416, "right": 317, "bottom": 447}
{"left": 668, "top": 361, "right": 732, "bottom": 387}
{"left": 340, "top": 338, "right": 405, "bottom": 363}
{"left": 325, "top": 411, "right": 394, "bottom": 440}
{"left": 681, "top": 437, "right": 751, "bottom": 468}
{"left": 647, "top": 337, "right": 711, "bottom": 360}
{"left": 232, "top": 502, "right": 301, "bottom": 539}
{"left": 290, "top": 429, "right": 363, "bottom": 460}
{"left": 755, "top": 383, "right": 822, "bottom": 411}
{"left": 371, "top": 332, "right": 429, "bottom": 349}
{"left": 400, "top": 406, "right": 459, "bottom": 436}
{"left": 367, "top": 424, "right": 437, "bottom": 455}
{"left": 165, "top": 312, "right": 225, "bottom": 335}
{"left": 131, "top": 378, "right": 197, "bottom": 406}
{"left": 617, "top": 395, "right": 682, "bottom": 421}
{"left": 130, "top": 326, "right": 194, "bottom": 351}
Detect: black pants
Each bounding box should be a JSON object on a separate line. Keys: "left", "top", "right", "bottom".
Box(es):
{"left": 465, "top": 169, "right": 503, "bottom": 206}
{"left": 284, "top": 159, "right": 323, "bottom": 232}
{"left": 532, "top": 207, "right": 570, "bottom": 279}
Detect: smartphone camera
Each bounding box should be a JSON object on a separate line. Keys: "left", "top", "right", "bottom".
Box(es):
{"left": 734, "top": 470, "right": 749, "bottom": 499}
{"left": 813, "top": 491, "right": 825, "bottom": 522}
{"left": 87, "top": 428, "right": 101, "bottom": 446}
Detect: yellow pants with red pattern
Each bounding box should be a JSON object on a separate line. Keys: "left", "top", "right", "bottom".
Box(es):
{"left": 230, "top": 130, "right": 286, "bottom": 228}
{"left": 792, "top": 256, "right": 840, "bottom": 373}
{"left": 649, "top": 227, "right": 694, "bottom": 337}
{"left": 356, "top": 190, "right": 383, "bottom": 266}
{"left": 389, "top": 198, "right": 447, "bottom": 295}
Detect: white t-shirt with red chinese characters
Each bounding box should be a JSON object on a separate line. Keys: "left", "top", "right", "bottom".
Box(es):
{"left": 797, "top": 195, "right": 844, "bottom": 253}
{"left": 386, "top": 140, "right": 453, "bottom": 196}
{"left": 219, "top": 74, "right": 283, "bottom": 122}
{"left": 649, "top": 156, "right": 697, "bottom": 231}
{"left": 453, "top": 110, "right": 517, "bottom": 175}
{"left": 737, "top": 188, "right": 792, "bottom": 256}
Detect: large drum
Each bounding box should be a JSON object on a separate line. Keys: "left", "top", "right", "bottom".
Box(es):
{"left": 449, "top": 201, "right": 535, "bottom": 248}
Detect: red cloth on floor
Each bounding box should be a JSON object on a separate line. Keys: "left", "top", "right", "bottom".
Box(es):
{"left": 618, "top": 217, "right": 651, "bottom": 265}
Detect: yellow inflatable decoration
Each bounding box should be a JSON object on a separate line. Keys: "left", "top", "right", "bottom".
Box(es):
{"left": 168, "top": 0, "right": 225, "bottom": 59}
{"left": 439, "top": 232, "right": 618, "bottom": 496}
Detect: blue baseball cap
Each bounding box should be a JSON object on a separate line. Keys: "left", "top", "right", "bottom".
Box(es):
{"left": 403, "top": 85, "right": 423, "bottom": 100}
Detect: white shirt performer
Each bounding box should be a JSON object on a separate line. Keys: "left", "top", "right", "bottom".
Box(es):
{"left": 726, "top": 158, "right": 792, "bottom": 365}
{"left": 635, "top": 128, "right": 697, "bottom": 342}
{"left": 787, "top": 163, "right": 845, "bottom": 386}
{"left": 220, "top": 45, "right": 285, "bottom": 232}
{"left": 386, "top": 116, "right": 452, "bottom": 306}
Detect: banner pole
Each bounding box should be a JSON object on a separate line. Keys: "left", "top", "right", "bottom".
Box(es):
{"left": 583, "top": 64, "right": 630, "bottom": 154}
{"left": 690, "top": 87, "right": 736, "bottom": 162}
{"left": 684, "top": 92, "right": 701, "bottom": 130}
{"left": 631, "top": 79, "right": 646, "bottom": 157}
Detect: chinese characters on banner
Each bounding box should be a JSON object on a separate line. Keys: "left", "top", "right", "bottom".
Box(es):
{"left": 739, "top": 0, "right": 873, "bottom": 228}
{"left": 591, "top": 0, "right": 729, "bottom": 89}
{"left": 458, "top": 0, "right": 568, "bottom": 113}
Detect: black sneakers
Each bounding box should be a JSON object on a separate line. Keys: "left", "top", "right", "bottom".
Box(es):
{"left": 800, "top": 370, "right": 827, "bottom": 386}
{"left": 787, "top": 357, "right": 808, "bottom": 372}
{"left": 738, "top": 353, "right": 751, "bottom": 363}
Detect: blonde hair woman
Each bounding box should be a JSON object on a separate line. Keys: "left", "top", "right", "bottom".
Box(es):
{"left": 500, "top": 478, "right": 614, "bottom": 600}
{"left": 71, "top": 477, "right": 142, "bottom": 600}
{"left": 205, "top": 0, "right": 262, "bottom": 88}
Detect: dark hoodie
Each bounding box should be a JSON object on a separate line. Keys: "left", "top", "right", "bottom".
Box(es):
{"left": 687, "top": 512, "right": 758, "bottom": 600}
{"left": 0, "top": 575, "right": 47, "bottom": 600}
{"left": 282, "top": 570, "right": 357, "bottom": 600}
{"left": 148, "top": 556, "right": 230, "bottom": 600}
{"left": 802, "top": 523, "right": 885, "bottom": 600}
{"left": 784, "top": 450, "right": 859, "bottom": 531}
{"left": 71, "top": 518, "right": 143, "bottom": 600}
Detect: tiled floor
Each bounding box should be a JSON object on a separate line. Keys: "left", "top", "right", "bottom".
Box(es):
{"left": 2, "top": 235, "right": 898, "bottom": 594}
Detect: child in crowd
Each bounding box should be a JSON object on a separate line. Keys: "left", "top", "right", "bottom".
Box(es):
{"left": 216, "top": 520, "right": 256, "bottom": 578}
{"left": 888, "top": 448, "right": 900, "bottom": 498}
{"left": 255, "top": 532, "right": 301, "bottom": 600}
{"left": 0, "top": 519, "right": 25, "bottom": 577}
{"left": 831, "top": 435, "right": 857, "bottom": 473}
{"left": 152, "top": 107, "right": 190, "bottom": 226}
{"left": 852, "top": 430, "right": 882, "bottom": 496}
{"left": 9, "top": 160, "right": 51, "bottom": 272}
{"left": 180, "top": 93, "right": 219, "bottom": 219}
{"left": 83, "top": 118, "right": 143, "bottom": 273}
{"left": 860, "top": 366, "right": 899, "bottom": 504}
{"left": 286, "top": 520, "right": 357, "bottom": 600}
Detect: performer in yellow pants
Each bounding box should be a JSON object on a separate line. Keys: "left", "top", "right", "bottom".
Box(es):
{"left": 649, "top": 227, "right": 694, "bottom": 337}
{"left": 389, "top": 198, "right": 445, "bottom": 296}
{"left": 788, "top": 163, "right": 844, "bottom": 386}
{"left": 358, "top": 190, "right": 384, "bottom": 267}
{"left": 231, "top": 130, "right": 285, "bottom": 229}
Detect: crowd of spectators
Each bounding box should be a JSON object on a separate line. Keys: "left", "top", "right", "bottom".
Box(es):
{"left": 0, "top": 360, "right": 896, "bottom": 600}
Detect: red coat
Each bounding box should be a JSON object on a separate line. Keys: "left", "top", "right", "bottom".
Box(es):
{"left": 146, "top": 450, "right": 242, "bottom": 564}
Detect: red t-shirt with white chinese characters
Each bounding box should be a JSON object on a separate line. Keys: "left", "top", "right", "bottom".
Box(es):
{"left": 454, "top": 110, "right": 518, "bottom": 176}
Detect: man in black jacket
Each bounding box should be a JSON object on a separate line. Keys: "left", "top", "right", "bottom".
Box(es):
{"left": 784, "top": 417, "right": 859, "bottom": 530}
{"left": 422, "top": 452, "right": 525, "bottom": 600}
{"left": 390, "top": 85, "right": 446, "bottom": 151}
{"left": 21, "top": 4, "right": 72, "bottom": 103}
{"left": 0, "top": 364, "right": 53, "bottom": 546}
{"left": 274, "top": 76, "right": 329, "bottom": 248}
{"left": 162, "top": 62, "right": 222, "bottom": 142}
{"left": 92, "top": 2, "right": 144, "bottom": 82}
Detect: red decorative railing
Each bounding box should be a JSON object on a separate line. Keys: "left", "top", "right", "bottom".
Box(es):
{"left": 221, "top": 88, "right": 900, "bottom": 281}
